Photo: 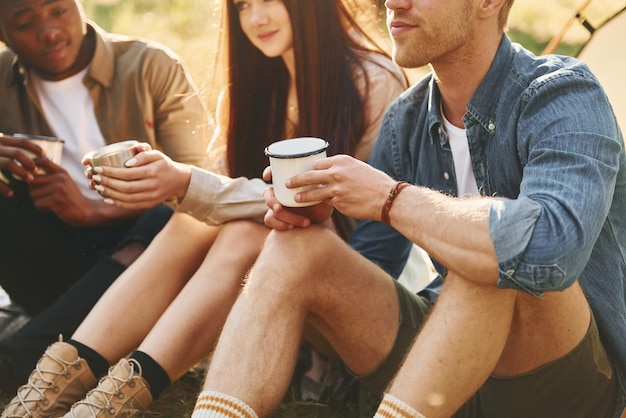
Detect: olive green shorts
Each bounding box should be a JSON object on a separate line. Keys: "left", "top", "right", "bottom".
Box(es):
{"left": 357, "top": 280, "right": 620, "bottom": 418}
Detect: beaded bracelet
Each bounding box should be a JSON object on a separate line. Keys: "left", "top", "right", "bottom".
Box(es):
{"left": 381, "top": 181, "right": 410, "bottom": 224}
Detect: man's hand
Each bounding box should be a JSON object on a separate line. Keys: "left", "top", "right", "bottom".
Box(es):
{"left": 286, "top": 154, "right": 396, "bottom": 222}
{"left": 0, "top": 134, "right": 44, "bottom": 196}
{"left": 26, "top": 157, "right": 98, "bottom": 226}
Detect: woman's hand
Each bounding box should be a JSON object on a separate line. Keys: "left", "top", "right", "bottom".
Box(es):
{"left": 83, "top": 142, "right": 192, "bottom": 209}
{"left": 262, "top": 166, "right": 334, "bottom": 231}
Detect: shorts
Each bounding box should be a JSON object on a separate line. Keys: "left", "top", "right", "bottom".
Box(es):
{"left": 358, "top": 280, "right": 620, "bottom": 418}
{"left": 357, "top": 280, "right": 432, "bottom": 394}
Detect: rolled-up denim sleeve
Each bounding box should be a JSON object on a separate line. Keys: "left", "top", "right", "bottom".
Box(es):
{"left": 489, "top": 198, "right": 544, "bottom": 296}
{"left": 489, "top": 70, "right": 622, "bottom": 297}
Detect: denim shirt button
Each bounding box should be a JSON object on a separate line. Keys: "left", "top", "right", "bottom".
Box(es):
{"left": 506, "top": 269, "right": 515, "bottom": 276}
{"left": 488, "top": 122, "right": 496, "bottom": 131}
{"left": 444, "top": 172, "right": 450, "bottom": 180}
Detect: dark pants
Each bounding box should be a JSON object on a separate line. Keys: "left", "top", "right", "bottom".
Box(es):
{"left": 0, "top": 180, "right": 130, "bottom": 315}
{"left": 0, "top": 180, "right": 173, "bottom": 391}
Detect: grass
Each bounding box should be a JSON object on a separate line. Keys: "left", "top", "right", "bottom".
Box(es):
{"left": 0, "top": 356, "right": 376, "bottom": 417}
{"left": 143, "top": 356, "right": 381, "bottom": 418}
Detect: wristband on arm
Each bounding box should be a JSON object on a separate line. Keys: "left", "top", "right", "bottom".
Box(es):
{"left": 381, "top": 181, "right": 410, "bottom": 224}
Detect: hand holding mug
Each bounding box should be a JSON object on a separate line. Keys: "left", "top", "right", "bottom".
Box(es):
{"left": 0, "top": 133, "right": 64, "bottom": 188}
{"left": 262, "top": 163, "right": 333, "bottom": 231}
{"left": 83, "top": 141, "right": 191, "bottom": 208}
{"left": 265, "top": 137, "right": 329, "bottom": 207}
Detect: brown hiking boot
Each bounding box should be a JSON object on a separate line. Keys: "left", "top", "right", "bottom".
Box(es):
{"left": 1, "top": 338, "right": 97, "bottom": 418}
{"left": 63, "top": 359, "right": 152, "bottom": 418}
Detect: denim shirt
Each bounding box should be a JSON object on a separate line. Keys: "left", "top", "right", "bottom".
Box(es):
{"left": 349, "top": 35, "right": 626, "bottom": 391}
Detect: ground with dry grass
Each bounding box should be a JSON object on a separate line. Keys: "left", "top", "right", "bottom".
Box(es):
{"left": 0, "top": 360, "right": 372, "bottom": 417}
{"left": 145, "top": 358, "right": 380, "bottom": 417}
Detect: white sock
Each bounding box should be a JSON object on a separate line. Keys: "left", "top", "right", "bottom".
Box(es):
{"left": 374, "top": 393, "right": 426, "bottom": 418}
{"left": 192, "top": 391, "right": 259, "bottom": 418}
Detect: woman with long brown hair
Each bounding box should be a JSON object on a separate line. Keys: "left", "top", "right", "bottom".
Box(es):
{"left": 1, "top": 0, "right": 407, "bottom": 416}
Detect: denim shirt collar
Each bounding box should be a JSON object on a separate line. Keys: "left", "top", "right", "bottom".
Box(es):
{"left": 465, "top": 34, "right": 513, "bottom": 135}
{"left": 426, "top": 77, "right": 443, "bottom": 146}
{"left": 425, "top": 34, "right": 512, "bottom": 147}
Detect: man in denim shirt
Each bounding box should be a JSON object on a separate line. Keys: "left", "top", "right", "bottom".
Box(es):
{"left": 191, "top": 0, "right": 625, "bottom": 417}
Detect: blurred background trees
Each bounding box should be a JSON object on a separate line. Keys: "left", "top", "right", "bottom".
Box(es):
{"left": 3, "top": 0, "right": 621, "bottom": 113}
{"left": 80, "top": 0, "right": 621, "bottom": 112}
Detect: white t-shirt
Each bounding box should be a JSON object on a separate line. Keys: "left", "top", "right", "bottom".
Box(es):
{"left": 30, "top": 68, "right": 106, "bottom": 197}
{"left": 442, "top": 116, "right": 479, "bottom": 197}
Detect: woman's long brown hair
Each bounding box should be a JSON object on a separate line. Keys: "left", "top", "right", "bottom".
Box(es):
{"left": 218, "top": 0, "right": 399, "bottom": 179}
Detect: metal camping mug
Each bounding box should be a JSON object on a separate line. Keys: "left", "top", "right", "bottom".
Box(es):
{"left": 83, "top": 140, "right": 140, "bottom": 198}
{"left": 13, "top": 133, "right": 65, "bottom": 165}
{"left": 84, "top": 140, "right": 139, "bottom": 168}
{"left": 11, "top": 133, "right": 65, "bottom": 177}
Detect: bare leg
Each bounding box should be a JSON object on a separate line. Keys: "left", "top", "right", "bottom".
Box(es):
{"left": 388, "top": 272, "right": 590, "bottom": 417}
{"left": 201, "top": 226, "right": 401, "bottom": 416}
{"left": 72, "top": 213, "right": 220, "bottom": 363}
{"left": 139, "top": 220, "right": 271, "bottom": 381}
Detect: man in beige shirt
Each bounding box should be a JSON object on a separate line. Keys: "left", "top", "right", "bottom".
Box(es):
{"left": 0, "top": 0, "right": 209, "bottom": 391}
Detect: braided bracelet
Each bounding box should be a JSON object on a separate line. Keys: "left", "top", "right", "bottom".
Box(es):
{"left": 381, "top": 181, "right": 410, "bottom": 224}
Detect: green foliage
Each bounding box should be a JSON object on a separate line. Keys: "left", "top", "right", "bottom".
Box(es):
{"left": 86, "top": 0, "right": 218, "bottom": 37}
{"left": 508, "top": 28, "right": 583, "bottom": 58}
{"left": 84, "top": 0, "right": 221, "bottom": 99}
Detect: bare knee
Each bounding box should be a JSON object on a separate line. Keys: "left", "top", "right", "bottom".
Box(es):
{"left": 249, "top": 225, "right": 344, "bottom": 294}
{"left": 208, "top": 221, "right": 269, "bottom": 267}
{"left": 219, "top": 220, "right": 269, "bottom": 247}
{"left": 109, "top": 214, "right": 207, "bottom": 267}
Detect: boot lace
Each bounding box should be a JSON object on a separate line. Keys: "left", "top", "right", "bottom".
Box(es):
{"left": 68, "top": 359, "right": 143, "bottom": 417}
{"left": 6, "top": 346, "right": 84, "bottom": 417}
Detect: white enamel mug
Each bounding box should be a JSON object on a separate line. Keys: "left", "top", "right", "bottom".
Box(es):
{"left": 265, "top": 137, "right": 329, "bottom": 207}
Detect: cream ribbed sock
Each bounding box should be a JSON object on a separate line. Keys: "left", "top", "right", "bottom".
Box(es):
{"left": 374, "top": 393, "right": 427, "bottom": 418}
{"left": 191, "top": 391, "right": 259, "bottom": 418}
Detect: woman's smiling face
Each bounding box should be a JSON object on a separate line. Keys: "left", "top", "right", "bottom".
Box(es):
{"left": 234, "top": 0, "right": 293, "bottom": 59}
